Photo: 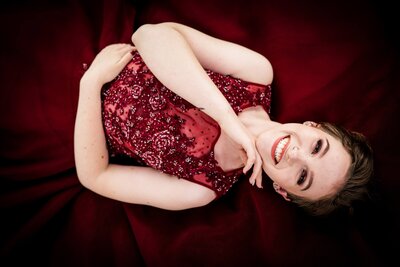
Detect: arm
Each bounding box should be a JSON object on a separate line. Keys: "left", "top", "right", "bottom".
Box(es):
{"left": 74, "top": 44, "right": 216, "bottom": 210}
{"left": 132, "top": 22, "right": 271, "bottom": 187}
{"left": 132, "top": 22, "right": 273, "bottom": 122}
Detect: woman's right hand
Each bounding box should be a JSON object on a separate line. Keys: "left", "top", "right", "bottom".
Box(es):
{"left": 82, "top": 43, "right": 136, "bottom": 87}
{"left": 219, "top": 115, "right": 263, "bottom": 189}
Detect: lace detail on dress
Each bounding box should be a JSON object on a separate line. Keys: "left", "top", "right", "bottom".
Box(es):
{"left": 101, "top": 51, "right": 272, "bottom": 198}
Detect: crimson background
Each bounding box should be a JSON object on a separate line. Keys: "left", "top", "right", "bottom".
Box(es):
{"left": 1, "top": 0, "right": 399, "bottom": 266}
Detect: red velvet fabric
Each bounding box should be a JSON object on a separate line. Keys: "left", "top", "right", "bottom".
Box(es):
{"left": 1, "top": 0, "right": 399, "bottom": 266}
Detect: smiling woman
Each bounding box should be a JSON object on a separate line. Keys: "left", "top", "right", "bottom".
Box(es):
{"left": 255, "top": 121, "right": 352, "bottom": 201}
{"left": 74, "top": 22, "right": 374, "bottom": 216}
{"left": 238, "top": 109, "right": 359, "bottom": 209}
{"left": 285, "top": 122, "right": 374, "bottom": 215}
{"left": 2, "top": 1, "right": 398, "bottom": 266}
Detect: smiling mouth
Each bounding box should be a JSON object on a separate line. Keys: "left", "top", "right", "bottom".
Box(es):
{"left": 271, "top": 136, "right": 290, "bottom": 164}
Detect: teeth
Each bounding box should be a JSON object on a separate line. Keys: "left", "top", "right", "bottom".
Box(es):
{"left": 275, "top": 137, "right": 289, "bottom": 163}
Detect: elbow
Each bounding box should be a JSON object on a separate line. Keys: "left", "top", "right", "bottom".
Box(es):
{"left": 258, "top": 56, "right": 274, "bottom": 85}
{"left": 131, "top": 22, "right": 179, "bottom": 45}
{"left": 160, "top": 184, "right": 216, "bottom": 211}
{"left": 266, "top": 59, "right": 274, "bottom": 85}
{"left": 131, "top": 23, "right": 152, "bottom": 44}
{"left": 76, "top": 170, "right": 95, "bottom": 190}
{"left": 75, "top": 165, "right": 103, "bottom": 191}
{"left": 74, "top": 152, "right": 108, "bottom": 191}
{"left": 180, "top": 186, "right": 216, "bottom": 210}
{"left": 132, "top": 23, "right": 163, "bottom": 45}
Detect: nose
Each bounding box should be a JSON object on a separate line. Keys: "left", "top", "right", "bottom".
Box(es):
{"left": 286, "top": 146, "right": 305, "bottom": 164}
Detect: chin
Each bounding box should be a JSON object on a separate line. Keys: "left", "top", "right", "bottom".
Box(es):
{"left": 258, "top": 142, "right": 274, "bottom": 164}
{"left": 262, "top": 161, "right": 274, "bottom": 178}
{"left": 256, "top": 135, "right": 272, "bottom": 158}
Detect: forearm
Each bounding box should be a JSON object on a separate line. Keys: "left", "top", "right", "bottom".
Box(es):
{"left": 93, "top": 164, "right": 215, "bottom": 210}
{"left": 132, "top": 23, "right": 237, "bottom": 123}
{"left": 74, "top": 74, "right": 215, "bottom": 210}
{"left": 74, "top": 74, "right": 108, "bottom": 184}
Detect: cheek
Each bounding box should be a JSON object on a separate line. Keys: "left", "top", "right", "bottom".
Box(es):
{"left": 257, "top": 135, "right": 273, "bottom": 163}
{"left": 263, "top": 165, "right": 295, "bottom": 188}
{"left": 263, "top": 165, "right": 285, "bottom": 184}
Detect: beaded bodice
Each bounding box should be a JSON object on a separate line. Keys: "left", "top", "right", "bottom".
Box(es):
{"left": 101, "top": 51, "right": 271, "bottom": 197}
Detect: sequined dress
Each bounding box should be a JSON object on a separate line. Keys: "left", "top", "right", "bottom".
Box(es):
{"left": 101, "top": 51, "right": 272, "bottom": 198}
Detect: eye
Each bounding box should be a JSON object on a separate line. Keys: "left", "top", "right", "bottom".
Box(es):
{"left": 297, "top": 169, "right": 307, "bottom": 185}
{"left": 312, "top": 139, "right": 322, "bottom": 154}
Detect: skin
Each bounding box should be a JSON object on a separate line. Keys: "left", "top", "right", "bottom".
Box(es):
{"left": 217, "top": 106, "right": 351, "bottom": 201}
{"left": 255, "top": 121, "right": 351, "bottom": 201}
{"left": 74, "top": 22, "right": 351, "bottom": 210}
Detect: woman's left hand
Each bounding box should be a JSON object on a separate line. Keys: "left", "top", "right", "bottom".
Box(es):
{"left": 219, "top": 115, "right": 263, "bottom": 188}
{"left": 83, "top": 43, "right": 136, "bottom": 86}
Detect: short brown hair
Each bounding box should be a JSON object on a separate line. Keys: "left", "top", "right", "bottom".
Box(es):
{"left": 287, "top": 122, "right": 374, "bottom": 216}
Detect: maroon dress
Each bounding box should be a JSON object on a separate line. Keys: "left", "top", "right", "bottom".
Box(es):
{"left": 101, "top": 51, "right": 272, "bottom": 198}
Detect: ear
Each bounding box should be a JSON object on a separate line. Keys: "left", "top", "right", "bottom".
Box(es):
{"left": 273, "top": 182, "right": 291, "bottom": 202}
{"left": 303, "top": 121, "right": 319, "bottom": 128}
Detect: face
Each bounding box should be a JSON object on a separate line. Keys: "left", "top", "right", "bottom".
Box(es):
{"left": 256, "top": 122, "right": 351, "bottom": 201}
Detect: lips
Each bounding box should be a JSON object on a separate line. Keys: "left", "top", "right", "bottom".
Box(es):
{"left": 271, "top": 135, "right": 290, "bottom": 164}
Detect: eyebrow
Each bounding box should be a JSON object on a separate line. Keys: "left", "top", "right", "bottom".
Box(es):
{"left": 301, "top": 172, "right": 313, "bottom": 191}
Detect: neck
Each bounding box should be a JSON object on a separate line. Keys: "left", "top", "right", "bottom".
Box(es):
{"left": 213, "top": 106, "right": 279, "bottom": 171}
{"left": 238, "top": 106, "right": 280, "bottom": 137}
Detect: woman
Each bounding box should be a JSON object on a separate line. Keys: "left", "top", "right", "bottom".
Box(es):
{"left": 74, "top": 22, "right": 373, "bottom": 215}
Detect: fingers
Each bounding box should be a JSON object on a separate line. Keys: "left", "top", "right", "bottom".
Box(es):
{"left": 119, "top": 51, "right": 134, "bottom": 66}
{"left": 254, "top": 153, "right": 263, "bottom": 188}
{"left": 248, "top": 153, "right": 263, "bottom": 188}
{"left": 255, "top": 173, "right": 263, "bottom": 188}
{"left": 242, "top": 153, "right": 254, "bottom": 175}
{"left": 241, "top": 141, "right": 263, "bottom": 188}
{"left": 241, "top": 141, "right": 254, "bottom": 171}
{"left": 103, "top": 43, "right": 135, "bottom": 55}
{"left": 109, "top": 43, "right": 132, "bottom": 50}
{"left": 254, "top": 161, "right": 263, "bottom": 189}
{"left": 119, "top": 46, "right": 136, "bottom": 65}
{"left": 117, "top": 44, "right": 135, "bottom": 56}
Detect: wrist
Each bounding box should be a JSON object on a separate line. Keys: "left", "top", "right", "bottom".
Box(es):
{"left": 214, "top": 101, "right": 237, "bottom": 120}
{"left": 80, "top": 71, "right": 104, "bottom": 91}
{"left": 215, "top": 107, "right": 240, "bottom": 128}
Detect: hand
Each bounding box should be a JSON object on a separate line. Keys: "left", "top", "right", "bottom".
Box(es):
{"left": 219, "top": 116, "right": 263, "bottom": 188}
{"left": 83, "top": 43, "right": 136, "bottom": 85}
